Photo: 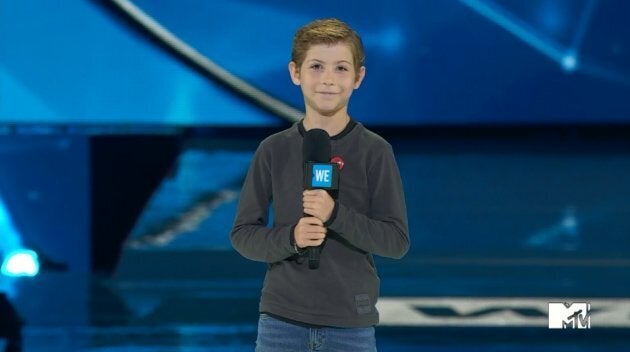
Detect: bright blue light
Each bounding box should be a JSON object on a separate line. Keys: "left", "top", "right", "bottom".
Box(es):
{"left": 561, "top": 53, "right": 578, "bottom": 72}
{"left": 379, "top": 26, "right": 404, "bottom": 54}
{"left": 1, "top": 249, "right": 40, "bottom": 277}
{"left": 459, "top": 0, "right": 571, "bottom": 71}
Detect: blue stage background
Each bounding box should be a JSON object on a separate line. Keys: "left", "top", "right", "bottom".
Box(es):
{"left": 1, "top": 1, "right": 629, "bottom": 351}
{"left": 1, "top": 0, "right": 629, "bottom": 126}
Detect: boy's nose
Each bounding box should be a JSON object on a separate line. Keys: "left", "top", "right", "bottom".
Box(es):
{"left": 321, "top": 70, "right": 334, "bottom": 85}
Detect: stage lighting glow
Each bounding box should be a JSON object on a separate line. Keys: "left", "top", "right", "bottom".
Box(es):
{"left": 1, "top": 250, "right": 40, "bottom": 277}
{"left": 561, "top": 54, "right": 578, "bottom": 72}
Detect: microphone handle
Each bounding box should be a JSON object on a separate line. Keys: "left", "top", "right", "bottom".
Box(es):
{"left": 302, "top": 212, "right": 321, "bottom": 269}
{"left": 308, "top": 246, "right": 320, "bottom": 269}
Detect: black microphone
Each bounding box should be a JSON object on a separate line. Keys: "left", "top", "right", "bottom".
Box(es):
{"left": 302, "top": 129, "right": 339, "bottom": 269}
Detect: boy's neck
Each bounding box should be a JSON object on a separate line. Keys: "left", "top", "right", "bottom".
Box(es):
{"left": 302, "top": 113, "right": 350, "bottom": 137}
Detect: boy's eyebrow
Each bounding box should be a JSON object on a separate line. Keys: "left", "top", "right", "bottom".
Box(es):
{"left": 307, "top": 59, "right": 353, "bottom": 65}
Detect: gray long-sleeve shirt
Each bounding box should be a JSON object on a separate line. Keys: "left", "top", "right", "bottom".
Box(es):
{"left": 230, "top": 120, "right": 409, "bottom": 328}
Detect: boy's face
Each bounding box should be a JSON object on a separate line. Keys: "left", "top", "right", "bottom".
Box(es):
{"left": 289, "top": 43, "right": 365, "bottom": 118}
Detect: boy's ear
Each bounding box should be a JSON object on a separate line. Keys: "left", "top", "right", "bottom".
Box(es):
{"left": 354, "top": 66, "right": 366, "bottom": 89}
{"left": 288, "top": 61, "right": 301, "bottom": 86}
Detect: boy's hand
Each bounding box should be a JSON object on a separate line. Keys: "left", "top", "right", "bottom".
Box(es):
{"left": 294, "top": 216, "right": 327, "bottom": 248}
{"left": 302, "top": 189, "right": 334, "bottom": 223}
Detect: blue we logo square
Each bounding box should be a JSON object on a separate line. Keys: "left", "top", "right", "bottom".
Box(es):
{"left": 304, "top": 162, "right": 339, "bottom": 190}
{"left": 311, "top": 164, "right": 333, "bottom": 188}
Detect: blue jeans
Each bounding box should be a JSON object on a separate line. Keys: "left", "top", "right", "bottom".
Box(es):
{"left": 255, "top": 313, "right": 377, "bottom": 352}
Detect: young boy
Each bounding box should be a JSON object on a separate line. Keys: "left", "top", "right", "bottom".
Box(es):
{"left": 230, "top": 18, "right": 409, "bottom": 351}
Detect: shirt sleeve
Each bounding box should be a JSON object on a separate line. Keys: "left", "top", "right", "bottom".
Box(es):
{"left": 327, "top": 143, "right": 409, "bottom": 259}
{"left": 229, "top": 141, "right": 296, "bottom": 263}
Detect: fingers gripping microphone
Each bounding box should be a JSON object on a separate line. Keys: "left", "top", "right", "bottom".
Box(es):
{"left": 302, "top": 129, "right": 339, "bottom": 269}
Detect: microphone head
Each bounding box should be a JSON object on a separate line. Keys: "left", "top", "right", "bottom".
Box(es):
{"left": 302, "top": 128, "right": 331, "bottom": 162}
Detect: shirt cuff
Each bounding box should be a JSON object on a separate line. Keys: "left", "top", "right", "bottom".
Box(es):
{"left": 289, "top": 224, "right": 305, "bottom": 254}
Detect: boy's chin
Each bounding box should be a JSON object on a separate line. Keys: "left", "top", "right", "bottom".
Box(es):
{"left": 314, "top": 109, "right": 341, "bottom": 118}
{"left": 310, "top": 105, "right": 343, "bottom": 117}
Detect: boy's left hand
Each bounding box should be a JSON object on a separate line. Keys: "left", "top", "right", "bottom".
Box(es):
{"left": 302, "top": 189, "right": 334, "bottom": 223}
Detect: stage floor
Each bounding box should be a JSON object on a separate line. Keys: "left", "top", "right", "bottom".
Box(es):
{"left": 5, "top": 249, "right": 630, "bottom": 351}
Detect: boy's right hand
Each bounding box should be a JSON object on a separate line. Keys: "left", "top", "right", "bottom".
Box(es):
{"left": 294, "top": 216, "right": 327, "bottom": 248}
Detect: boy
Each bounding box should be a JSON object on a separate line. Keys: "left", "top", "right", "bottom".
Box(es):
{"left": 230, "top": 18, "right": 409, "bottom": 351}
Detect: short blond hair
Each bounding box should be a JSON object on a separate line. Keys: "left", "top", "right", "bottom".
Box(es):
{"left": 291, "top": 18, "right": 365, "bottom": 77}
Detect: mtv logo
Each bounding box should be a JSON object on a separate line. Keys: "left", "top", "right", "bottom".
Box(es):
{"left": 548, "top": 302, "right": 591, "bottom": 329}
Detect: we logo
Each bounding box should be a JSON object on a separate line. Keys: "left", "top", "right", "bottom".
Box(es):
{"left": 311, "top": 164, "right": 333, "bottom": 188}
{"left": 304, "top": 162, "right": 339, "bottom": 190}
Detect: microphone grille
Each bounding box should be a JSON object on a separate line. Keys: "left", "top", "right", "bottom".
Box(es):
{"left": 302, "top": 129, "right": 331, "bottom": 162}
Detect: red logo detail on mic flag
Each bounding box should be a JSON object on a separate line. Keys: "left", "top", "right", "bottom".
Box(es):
{"left": 330, "top": 156, "right": 344, "bottom": 170}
